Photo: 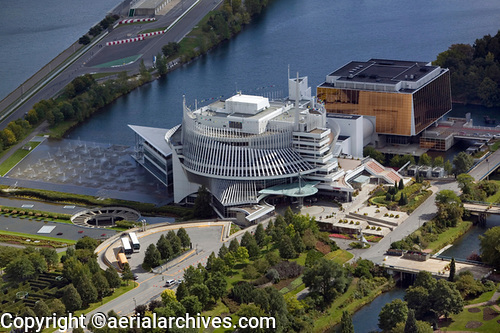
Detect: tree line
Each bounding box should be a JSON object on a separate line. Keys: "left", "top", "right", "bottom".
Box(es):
{"left": 434, "top": 30, "right": 500, "bottom": 107}
{"left": 1, "top": 236, "right": 126, "bottom": 326}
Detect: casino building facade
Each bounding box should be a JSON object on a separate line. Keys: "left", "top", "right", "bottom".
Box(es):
{"left": 130, "top": 76, "right": 405, "bottom": 223}
{"left": 317, "top": 59, "right": 452, "bottom": 146}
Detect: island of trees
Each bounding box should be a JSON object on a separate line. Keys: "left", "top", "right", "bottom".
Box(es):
{"left": 434, "top": 30, "right": 500, "bottom": 107}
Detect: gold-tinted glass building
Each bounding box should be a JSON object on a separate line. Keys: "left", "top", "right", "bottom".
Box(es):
{"left": 317, "top": 59, "right": 451, "bottom": 143}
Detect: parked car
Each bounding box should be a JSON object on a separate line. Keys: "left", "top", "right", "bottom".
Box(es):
{"left": 56, "top": 232, "right": 63, "bottom": 235}
{"left": 165, "top": 279, "right": 176, "bottom": 287}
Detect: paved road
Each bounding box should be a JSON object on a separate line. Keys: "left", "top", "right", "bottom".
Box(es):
{"left": 1, "top": 0, "right": 222, "bottom": 130}
{"left": 89, "top": 224, "right": 227, "bottom": 318}
{"left": 356, "top": 180, "right": 460, "bottom": 263}
{"left": 469, "top": 149, "right": 500, "bottom": 181}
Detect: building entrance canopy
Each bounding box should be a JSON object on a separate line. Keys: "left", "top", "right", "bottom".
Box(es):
{"left": 258, "top": 181, "right": 319, "bottom": 198}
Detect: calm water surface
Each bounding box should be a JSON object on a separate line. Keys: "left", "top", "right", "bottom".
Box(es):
{"left": 0, "top": 0, "right": 120, "bottom": 100}
{"left": 64, "top": 0, "right": 500, "bottom": 145}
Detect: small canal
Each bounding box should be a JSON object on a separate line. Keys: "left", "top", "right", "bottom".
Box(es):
{"left": 440, "top": 215, "right": 500, "bottom": 260}
{"left": 348, "top": 214, "right": 500, "bottom": 332}
{"left": 350, "top": 288, "right": 406, "bottom": 332}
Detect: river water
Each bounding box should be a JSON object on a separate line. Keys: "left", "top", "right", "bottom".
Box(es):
{"left": 441, "top": 215, "right": 500, "bottom": 260}
{"left": 0, "top": 0, "right": 120, "bottom": 100}
{"left": 64, "top": 0, "right": 500, "bottom": 145}
{"left": 351, "top": 288, "right": 406, "bottom": 333}
{"left": 3, "top": 0, "right": 500, "bottom": 326}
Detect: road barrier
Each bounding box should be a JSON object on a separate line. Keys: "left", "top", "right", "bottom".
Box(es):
{"left": 138, "top": 30, "right": 166, "bottom": 38}
{"left": 118, "top": 18, "right": 156, "bottom": 24}
{"left": 106, "top": 37, "right": 145, "bottom": 46}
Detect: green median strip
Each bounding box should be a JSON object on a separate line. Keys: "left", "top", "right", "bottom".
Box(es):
{"left": 93, "top": 55, "right": 142, "bottom": 68}
{"left": 0, "top": 230, "right": 76, "bottom": 245}
{"left": 0, "top": 141, "right": 41, "bottom": 176}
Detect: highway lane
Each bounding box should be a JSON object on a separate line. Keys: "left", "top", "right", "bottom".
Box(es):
{"left": 469, "top": 148, "right": 500, "bottom": 181}
{"left": 1, "top": 0, "right": 222, "bottom": 130}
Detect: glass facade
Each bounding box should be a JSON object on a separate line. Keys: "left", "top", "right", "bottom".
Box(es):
{"left": 413, "top": 71, "right": 452, "bottom": 134}
{"left": 317, "top": 71, "right": 451, "bottom": 137}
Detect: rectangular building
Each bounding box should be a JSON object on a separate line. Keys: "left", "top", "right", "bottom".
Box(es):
{"left": 317, "top": 59, "right": 452, "bottom": 144}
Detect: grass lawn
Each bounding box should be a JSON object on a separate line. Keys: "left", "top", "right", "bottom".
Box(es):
{"left": 48, "top": 119, "right": 79, "bottom": 138}
{"left": 425, "top": 220, "right": 473, "bottom": 253}
{"left": 91, "top": 72, "right": 119, "bottom": 80}
{"left": 140, "top": 26, "right": 167, "bottom": 34}
{"left": 313, "top": 278, "right": 390, "bottom": 332}
{"left": 439, "top": 305, "right": 500, "bottom": 332}
{"left": 324, "top": 249, "right": 354, "bottom": 264}
{"left": 486, "top": 180, "right": 500, "bottom": 203}
{"left": 0, "top": 230, "right": 76, "bottom": 245}
{"left": 0, "top": 141, "right": 41, "bottom": 176}
{"left": 465, "top": 289, "right": 497, "bottom": 305}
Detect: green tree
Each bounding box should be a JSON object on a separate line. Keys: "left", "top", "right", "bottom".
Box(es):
{"left": 229, "top": 238, "right": 240, "bottom": 253}
{"left": 303, "top": 258, "right": 349, "bottom": 303}
{"left": 33, "top": 299, "right": 51, "bottom": 317}
{"left": 363, "top": 146, "right": 385, "bottom": 164}
{"left": 444, "top": 160, "right": 453, "bottom": 175}
{"left": 6, "top": 256, "right": 35, "bottom": 281}
{"left": 155, "top": 53, "right": 168, "bottom": 76}
{"left": 235, "top": 246, "right": 249, "bottom": 263}
{"left": 121, "top": 263, "right": 134, "bottom": 285}
{"left": 38, "top": 248, "right": 58, "bottom": 269}
{"left": 76, "top": 236, "right": 99, "bottom": 251}
{"left": 480, "top": 226, "right": 500, "bottom": 268}
{"left": 218, "top": 243, "right": 229, "bottom": 258}
{"left": 254, "top": 223, "right": 266, "bottom": 246}
{"left": 184, "top": 265, "right": 204, "bottom": 286}
{"left": 47, "top": 299, "right": 66, "bottom": 316}
{"left": 104, "top": 267, "right": 121, "bottom": 288}
{"left": 193, "top": 185, "right": 213, "bottom": 218}
{"left": 93, "top": 272, "right": 111, "bottom": 299}
{"left": 139, "top": 59, "right": 151, "bottom": 83}
{"left": 176, "top": 281, "right": 189, "bottom": 302}
{"left": 478, "top": 76, "right": 500, "bottom": 107}
{"left": 143, "top": 243, "right": 161, "bottom": 269}
{"left": 237, "top": 304, "right": 268, "bottom": 333}
{"left": 181, "top": 295, "right": 202, "bottom": 315}
{"left": 453, "top": 152, "right": 474, "bottom": 176}
{"left": 404, "top": 309, "right": 418, "bottom": 333}
{"left": 157, "top": 234, "right": 172, "bottom": 260}
{"left": 399, "top": 178, "right": 405, "bottom": 190}
{"left": 435, "top": 190, "right": 463, "bottom": 228}
{"left": 448, "top": 258, "right": 456, "bottom": 282}
{"left": 206, "top": 271, "right": 227, "bottom": 300}
{"left": 161, "top": 288, "right": 177, "bottom": 305}
{"left": 167, "top": 230, "right": 182, "bottom": 255}
{"left": 28, "top": 252, "right": 48, "bottom": 276}
{"left": 79, "top": 35, "right": 90, "bottom": 45}
{"left": 340, "top": 310, "right": 354, "bottom": 333}
{"left": 177, "top": 228, "right": 191, "bottom": 248}
{"left": 162, "top": 42, "right": 180, "bottom": 58}
{"left": 405, "top": 285, "right": 430, "bottom": 320}
{"left": 433, "top": 156, "right": 444, "bottom": 168}
{"left": 279, "top": 235, "right": 297, "bottom": 259}
{"left": 378, "top": 299, "right": 408, "bottom": 331}
{"left": 419, "top": 153, "right": 432, "bottom": 166}
{"left": 190, "top": 283, "right": 210, "bottom": 308}
{"left": 431, "top": 279, "right": 463, "bottom": 319}
{"left": 76, "top": 274, "right": 98, "bottom": 306}
{"left": 62, "top": 284, "right": 82, "bottom": 312}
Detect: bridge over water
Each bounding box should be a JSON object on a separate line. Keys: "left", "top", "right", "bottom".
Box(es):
{"left": 469, "top": 148, "right": 500, "bottom": 181}
{"left": 381, "top": 255, "right": 491, "bottom": 281}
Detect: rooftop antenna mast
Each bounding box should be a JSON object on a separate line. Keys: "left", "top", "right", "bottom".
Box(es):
{"left": 295, "top": 72, "right": 300, "bottom": 130}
